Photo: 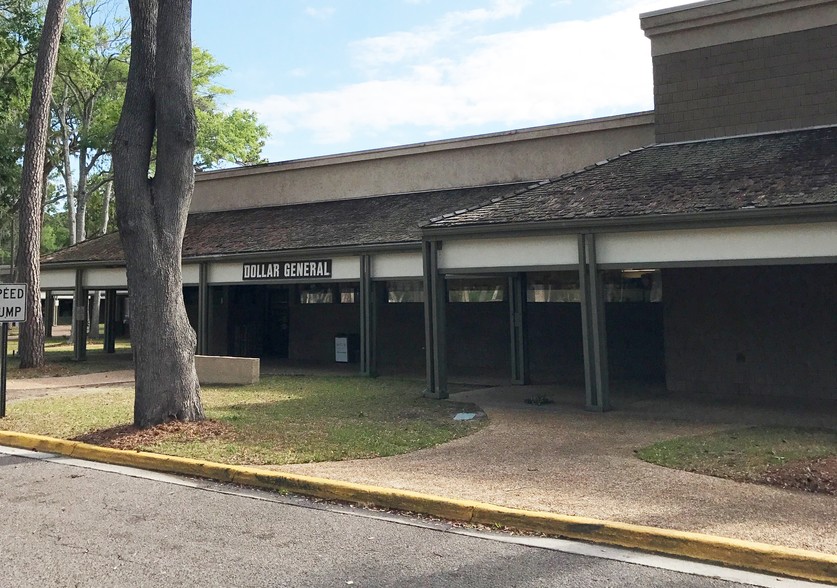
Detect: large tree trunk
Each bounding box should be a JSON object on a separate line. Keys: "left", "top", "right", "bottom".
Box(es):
{"left": 17, "top": 0, "right": 68, "bottom": 368}
{"left": 87, "top": 179, "right": 113, "bottom": 338}
{"left": 56, "top": 96, "right": 77, "bottom": 245}
{"left": 74, "top": 146, "right": 89, "bottom": 243}
{"left": 99, "top": 179, "right": 112, "bottom": 235}
{"left": 113, "top": 0, "right": 203, "bottom": 428}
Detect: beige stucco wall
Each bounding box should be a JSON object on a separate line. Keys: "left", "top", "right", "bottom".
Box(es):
{"left": 191, "top": 112, "right": 654, "bottom": 213}
{"left": 641, "top": 0, "right": 837, "bottom": 56}
{"left": 195, "top": 355, "right": 259, "bottom": 385}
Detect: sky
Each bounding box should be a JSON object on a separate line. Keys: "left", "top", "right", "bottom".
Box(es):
{"left": 190, "top": 0, "right": 688, "bottom": 164}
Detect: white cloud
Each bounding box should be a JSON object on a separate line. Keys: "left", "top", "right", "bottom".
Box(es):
{"left": 305, "top": 6, "right": 335, "bottom": 19}
{"left": 352, "top": 0, "right": 528, "bottom": 70}
{"left": 440, "top": 0, "right": 529, "bottom": 27}
{"left": 238, "top": 0, "right": 681, "bottom": 153}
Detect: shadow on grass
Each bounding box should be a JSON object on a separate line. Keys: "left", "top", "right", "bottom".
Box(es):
{"left": 59, "top": 376, "right": 488, "bottom": 466}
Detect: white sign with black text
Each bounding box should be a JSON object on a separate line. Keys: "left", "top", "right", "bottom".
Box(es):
{"left": 0, "top": 283, "right": 26, "bottom": 322}
{"left": 242, "top": 260, "right": 332, "bottom": 281}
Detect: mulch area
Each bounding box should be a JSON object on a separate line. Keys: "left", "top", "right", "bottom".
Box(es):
{"left": 758, "top": 456, "right": 837, "bottom": 496}
{"left": 72, "top": 420, "right": 234, "bottom": 451}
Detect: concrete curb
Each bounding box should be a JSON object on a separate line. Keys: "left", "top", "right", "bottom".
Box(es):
{"left": 1, "top": 430, "right": 835, "bottom": 584}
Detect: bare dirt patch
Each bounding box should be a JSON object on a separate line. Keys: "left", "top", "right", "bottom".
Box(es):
{"left": 759, "top": 456, "right": 837, "bottom": 495}
{"left": 72, "top": 419, "right": 234, "bottom": 450}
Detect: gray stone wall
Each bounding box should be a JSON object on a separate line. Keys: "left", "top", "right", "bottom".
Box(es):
{"left": 663, "top": 264, "right": 837, "bottom": 400}
{"left": 653, "top": 25, "right": 837, "bottom": 144}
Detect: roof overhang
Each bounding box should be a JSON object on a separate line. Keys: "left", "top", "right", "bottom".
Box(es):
{"left": 420, "top": 203, "right": 837, "bottom": 240}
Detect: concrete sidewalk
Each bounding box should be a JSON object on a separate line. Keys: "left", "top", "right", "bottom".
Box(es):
{"left": 281, "top": 384, "right": 837, "bottom": 556}
{"left": 5, "top": 370, "right": 135, "bottom": 401}
{"left": 4, "top": 370, "right": 835, "bottom": 556}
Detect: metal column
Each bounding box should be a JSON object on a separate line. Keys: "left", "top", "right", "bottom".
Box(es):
{"left": 509, "top": 273, "right": 529, "bottom": 385}
{"left": 359, "top": 254, "right": 377, "bottom": 377}
{"left": 198, "top": 263, "right": 209, "bottom": 355}
{"left": 44, "top": 290, "right": 54, "bottom": 338}
{"left": 422, "top": 240, "right": 448, "bottom": 399}
{"left": 73, "top": 269, "right": 87, "bottom": 361}
{"left": 578, "top": 234, "right": 610, "bottom": 411}
{"left": 103, "top": 289, "right": 117, "bottom": 353}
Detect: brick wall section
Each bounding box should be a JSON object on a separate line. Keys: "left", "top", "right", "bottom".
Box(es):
{"left": 653, "top": 25, "right": 837, "bottom": 143}
{"left": 290, "top": 302, "right": 359, "bottom": 363}
{"left": 663, "top": 265, "right": 837, "bottom": 400}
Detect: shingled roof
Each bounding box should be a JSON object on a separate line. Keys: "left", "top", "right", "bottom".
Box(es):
{"left": 424, "top": 126, "right": 837, "bottom": 229}
{"left": 41, "top": 182, "right": 531, "bottom": 265}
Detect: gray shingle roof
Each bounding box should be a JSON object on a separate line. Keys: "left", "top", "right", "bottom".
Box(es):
{"left": 42, "top": 183, "right": 531, "bottom": 265}
{"left": 424, "top": 126, "right": 837, "bottom": 228}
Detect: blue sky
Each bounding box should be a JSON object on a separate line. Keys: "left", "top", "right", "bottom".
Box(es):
{"left": 190, "top": 0, "right": 685, "bottom": 163}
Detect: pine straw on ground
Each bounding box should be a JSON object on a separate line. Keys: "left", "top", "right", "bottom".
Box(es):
{"left": 70, "top": 421, "right": 837, "bottom": 496}
{"left": 72, "top": 420, "right": 234, "bottom": 451}
{"left": 759, "top": 456, "right": 837, "bottom": 495}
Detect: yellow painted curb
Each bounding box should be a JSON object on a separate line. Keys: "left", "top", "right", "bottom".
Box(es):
{"left": 1, "top": 430, "right": 835, "bottom": 584}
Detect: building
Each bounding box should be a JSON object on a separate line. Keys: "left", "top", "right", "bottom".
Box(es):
{"left": 41, "top": 0, "right": 837, "bottom": 409}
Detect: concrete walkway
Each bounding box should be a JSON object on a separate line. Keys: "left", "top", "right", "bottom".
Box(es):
{"left": 282, "top": 384, "right": 837, "bottom": 555}
{"left": 4, "top": 371, "right": 835, "bottom": 555}
{"left": 5, "top": 370, "right": 134, "bottom": 401}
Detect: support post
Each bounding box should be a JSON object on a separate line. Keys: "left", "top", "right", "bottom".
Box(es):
{"left": 198, "top": 262, "right": 209, "bottom": 355}
{"left": 578, "top": 234, "right": 610, "bottom": 411}
{"left": 422, "top": 240, "right": 447, "bottom": 399}
{"left": 44, "top": 289, "right": 54, "bottom": 338}
{"left": 73, "top": 269, "right": 87, "bottom": 361}
{"left": 1, "top": 322, "right": 8, "bottom": 418}
{"left": 103, "top": 289, "right": 116, "bottom": 353}
{"left": 359, "top": 255, "right": 377, "bottom": 377}
{"left": 509, "top": 273, "right": 529, "bottom": 384}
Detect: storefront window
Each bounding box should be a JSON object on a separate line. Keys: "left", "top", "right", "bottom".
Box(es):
{"left": 299, "top": 283, "right": 360, "bottom": 304}
{"left": 386, "top": 280, "right": 424, "bottom": 303}
{"left": 447, "top": 278, "right": 506, "bottom": 303}
{"left": 527, "top": 272, "right": 580, "bottom": 302}
{"left": 299, "top": 284, "right": 333, "bottom": 304}
{"left": 339, "top": 284, "right": 358, "bottom": 303}
{"left": 604, "top": 270, "right": 662, "bottom": 302}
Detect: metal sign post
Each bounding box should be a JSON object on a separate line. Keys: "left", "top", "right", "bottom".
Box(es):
{"left": 0, "top": 283, "right": 27, "bottom": 418}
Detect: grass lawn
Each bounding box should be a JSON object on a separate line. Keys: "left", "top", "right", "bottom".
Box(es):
{"left": 637, "top": 426, "right": 837, "bottom": 494}
{"left": 4, "top": 333, "right": 133, "bottom": 379}
{"left": 1, "top": 376, "right": 486, "bottom": 465}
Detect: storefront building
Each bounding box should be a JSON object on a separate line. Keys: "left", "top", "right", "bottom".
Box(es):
{"left": 40, "top": 0, "right": 836, "bottom": 408}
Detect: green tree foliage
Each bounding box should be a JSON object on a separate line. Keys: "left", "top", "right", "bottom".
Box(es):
{"left": 192, "top": 46, "right": 268, "bottom": 171}
{"left": 1, "top": 0, "right": 269, "bottom": 264}
{"left": 41, "top": 199, "right": 69, "bottom": 252}
{"left": 0, "top": 0, "right": 39, "bottom": 267}
{"left": 52, "top": 0, "right": 129, "bottom": 244}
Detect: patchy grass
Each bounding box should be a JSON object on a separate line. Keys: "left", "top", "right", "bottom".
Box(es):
{"left": 4, "top": 336, "right": 133, "bottom": 378}
{"left": 2, "top": 376, "right": 486, "bottom": 465}
{"left": 636, "top": 426, "right": 837, "bottom": 495}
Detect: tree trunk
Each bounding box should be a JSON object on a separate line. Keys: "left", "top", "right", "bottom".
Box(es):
{"left": 57, "top": 98, "right": 77, "bottom": 246}
{"left": 17, "top": 0, "right": 68, "bottom": 369}
{"left": 8, "top": 217, "right": 15, "bottom": 280}
{"left": 113, "top": 0, "right": 203, "bottom": 427}
{"left": 75, "top": 144, "right": 89, "bottom": 243}
{"left": 87, "top": 178, "right": 113, "bottom": 337}
{"left": 99, "top": 179, "right": 112, "bottom": 235}
{"left": 88, "top": 291, "right": 101, "bottom": 336}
